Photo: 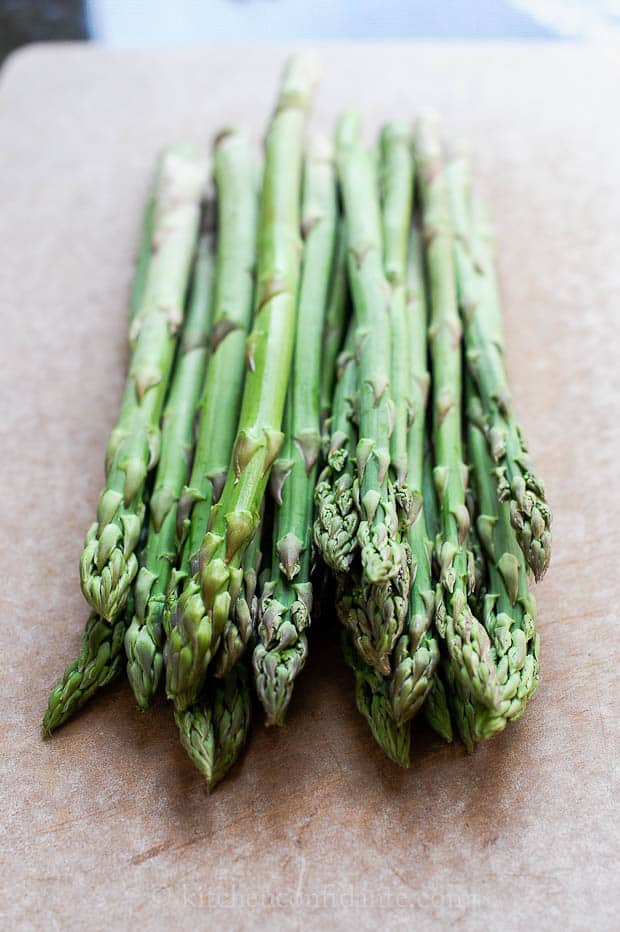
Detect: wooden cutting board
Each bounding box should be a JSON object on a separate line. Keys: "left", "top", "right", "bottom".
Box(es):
{"left": 1, "top": 42, "right": 618, "bottom": 931}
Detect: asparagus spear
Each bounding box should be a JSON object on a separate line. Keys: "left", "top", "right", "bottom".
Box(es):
{"left": 214, "top": 511, "right": 262, "bottom": 678}
{"left": 43, "top": 170, "right": 166, "bottom": 734}
{"left": 313, "top": 326, "right": 359, "bottom": 574}
{"left": 210, "top": 662, "right": 253, "bottom": 787}
{"left": 341, "top": 632, "right": 410, "bottom": 768}
{"left": 415, "top": 115, "right": 501, "bottom": 713}
{"left": 129, "top": 161, "right": 160, "bottom": 325}
{"left": 418, "top": 442, "right": 454, "bottom": 743}
{"left": 125, "top": 232, "right": 215, "bottom": 709}
{"left": 175, "top": 662, "right": 252, "bottom": 790}
{"left": 253, "top": 135, "right": 337, "bottom": 725}
{"left": 175, "top": 701, "right": 214, "bottom": 783}
{"left": 381, "top": 122, "right": 413, "bottom": 491}
{"left": 387, "top": 209, "right": 439, "bottom": 724}
{"left": 162, "top": 129, "right": 260, "bottom": 704}
{"left": 42, "top": 614, "right": 126, "bottom": 735}
{"left": 335, "top": 114, "right": 411, "bottom": 674}
{"left": 80, "top": 146, "right": 207, "bottom": 621}
{"left": 449, "top": 387, "right": 540, "bottom": 751}
{"left": 337, "top": 113, "right": 401, "bottom": 586}
{"left": 423, "top": 673, "right": 454, "bottom": 743}
{"left": 319, "top": 223, "right": 349, "bottom": 427}
{"left": 447, "top": 158, "right": 551, "bottom": 580}
{"left": 167, "top": 55, "right": 318, "bottom": 710}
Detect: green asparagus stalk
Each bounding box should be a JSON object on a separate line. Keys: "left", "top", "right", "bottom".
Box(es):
{"left": 415, "top": 114, "right": 502, "bottom": 713}
{"left": 125, "top": 232, "right": 215, "bottom": 709}
{"left": 80, "top": 146, "right": 207, "bottom": 621}
{"left": 381, "top": 122, "right": 414, "bottom": 491}
{"left": 167, "top": 55, "right": 318, "bottom": 710}
{"left": 162, "top": 129, "right": 260, "bottom": 704}
{"left": 388, "top": 214, "right": 439, "bottom": 724}
{"left": 42, "top": 613, "right": 126, "bottom": 735}
{"left": 214, "top": 510, "right": 262, "bottom": 678}
{"left": 43, "top": 173, "right": 167, "bottom": 735}
{"left": 254, "top": 136, "right": 338, "bottom": 724}
{"left": 319, "top": 223, "right": 349, "bottom": 427}
{"left": 447, "top": 157, "right": 551, "bottom": 580}
{"left": 129, "top": 162, "right": 160, "bottom": 324}
{"left": 175, "top": 662, "right": 252, "bottom": 790}
{"left": 313, "top": 327, "right": 359, "bottom": 574}
{"left": 423, "top": 673, "right": 454, "bottom": 743}
{"left": 174, "top": 701, "right": 214, "bottom": 783}
{"left": 210, "top": 662, "right": 253, "bottom": 788}
{"left": 419, "top": 446, "right": 454, "bottom": 742}
{"left": 449, "top": 386, "right": 540, "bottom": 751}
{"left": 341, "top": 632, "right": 410, "bottom": 768}
{"left": 337, "top": 113, "right": 401, "bottom": 586}
{"left": 335, "top": 114, "right": 411, "bottom": 674}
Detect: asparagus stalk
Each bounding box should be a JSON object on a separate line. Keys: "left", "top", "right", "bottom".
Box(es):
{"left": 415, "top": 115, "right": 502, "bottom": 713}
{"left": 419, "top": 441, "right": 454, "bottom": 742}
{"left": 125, "top": 232, "right": 215, "bottom": 709}
{"left": 449, "top": 386, "right": 540, "bottom": 751}
{"left": 214, "top": 510, "right": 262, "bottom": 678}
{"left": 313, "top": 326, "right": 359, "bottom": 574}
{"left": 423, "top": 673, "right": 454, "bottom": 743}
{"left": 381, "top": 123, "right": 413, "bottom": 491}
{"left": 175, "top": 662, "right": 252, "bottom": 790}
{"left": 337, "top": 113, "right": 401, "bottom": 586}
{"left": 253, "top": 135, "right": 337, "bottom": 725}
{"left": 210, "top": 662, "right": 253, "bottom": 788}
{"left": 42, "top": 172, "right": 167, "bottom": 734}
{"left": 80, "top": 146, "right": 207, "bottom": 621}
{"left": 447, "top": 158, "right": 551, "bottom": 580}
{"left": 388, "top": 212, "right": 439, "bottom": 724}
{"left": 335, "top": 114, "right": 411, "bottom": 674}
{"left": 319, "top": 223, "right": 349, "bottom": 427}
{"left": 341, "top": 632, "right": 410, "bottom": 768}
{"left": 167, "top": 55, "right": 317, "bottom": 710}
{"left": 162, "top": 129, "right": 260, "bottom": 704}
{"left": 174, "top": 701, "right": 214, "bottom": 783}
{"left": 129, "top": 162, "right": 159, "bottom": 324}
{"left": 42, "top": 613, "right": 126, "bottom": 735}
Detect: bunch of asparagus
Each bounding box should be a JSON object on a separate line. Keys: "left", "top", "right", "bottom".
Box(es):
{"left": 43, "top": 55, "right": 550, "bottom": 784}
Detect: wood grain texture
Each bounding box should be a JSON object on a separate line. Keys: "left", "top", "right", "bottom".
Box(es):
{"left": 0, "top": 42, "right": 618, "bottom": 932}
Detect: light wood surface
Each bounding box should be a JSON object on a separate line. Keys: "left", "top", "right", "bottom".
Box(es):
{"left": 1, "top": 42, "right": 618, "bottom": 931}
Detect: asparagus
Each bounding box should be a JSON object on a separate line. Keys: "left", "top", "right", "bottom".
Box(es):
{"left": 43, "top": 173, "right": 165, "bottom": 734}
{"left": 129, "top": 161, "right": 160, "bottom": 325}
{"left": 166, "top": 55, "right": 317, "bottom": 710}
{"left": 447, "top": 158, "right": 551, "bottom": 580}
{"left": 388, "top": 209, "right": 439, "bottom": 724}
{"left": 80, "top": 146, "right": 207, "bottom": 621}
{"left": 381, "top": 123, "right": 413, "bottom": 492}
{"left": 42, "top": 613, "right": 126, "bottom": 735}
{"left": 254, "top": 135, "right": 337, "bottom": 725}
{"left": 175, "top": 701, "right": 214, "bottom": 783}
{"left": 214, "top": 512, "right": 262, "bottom": 678}
{"left": 449, "top": 387, "right": 539, "bottom": 751}
{"left": 335, "top": 114, "right": 410, "bottom": 674}
{"left": 313, "top": 326, "right": 359, "bottom": 574}
{"left": 417, "top": 433, "right": 454, "bottom": 742}
{"left": 125, "top": 232, "right": 215, "bottom": 709}
{"left": 162, "top": 129, "right": 259, "bottom": 704}
{"left": 210, "top": 663, "right": 253, "bottom": 788}
{"left": 415, "top": 115, "right": 502, "bottom": 713}
{"left": 341, "top": 632, "right": 410, "bottom": 768}
{"left": 337, "top": 113, "right": 401, "bottom": 585}
{"left": 319, "top": 224, "right": 349, "bottom": 427}
{"left": 175, "top": 662, "right": 252, "bottom": 790}
{"left": 423, "top": 673, "right": 454, "bottom": 743}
